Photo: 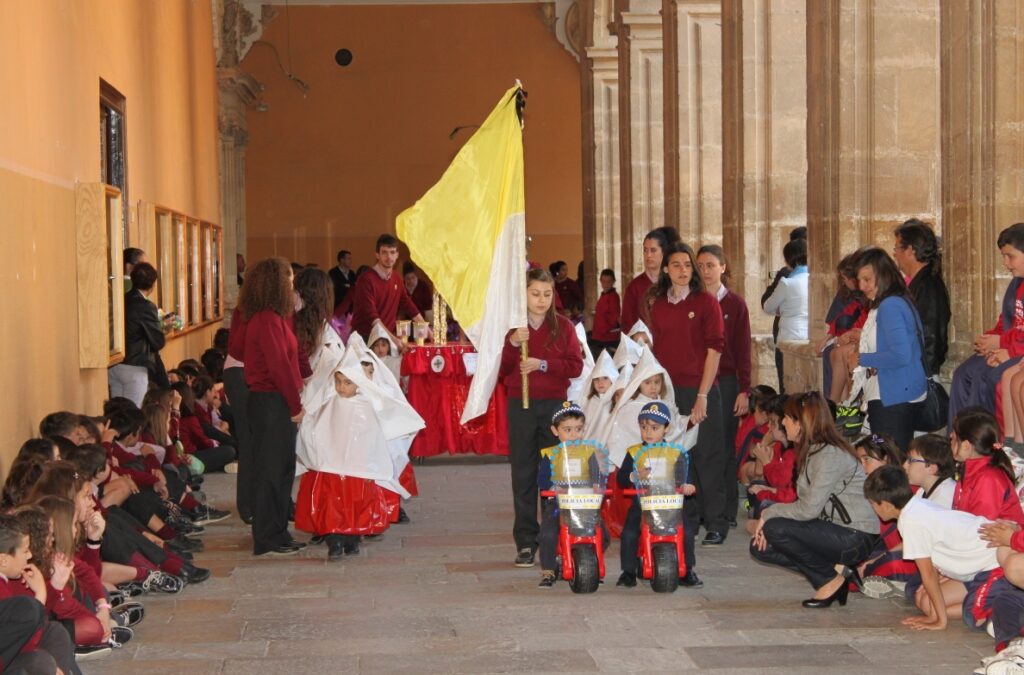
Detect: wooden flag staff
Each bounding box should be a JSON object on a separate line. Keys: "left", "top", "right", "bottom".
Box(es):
{"left": 516, "top": 83, "right": 530, "bottom": 410}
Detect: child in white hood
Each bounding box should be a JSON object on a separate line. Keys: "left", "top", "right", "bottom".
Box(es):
{"left": 295, "top": 342, "right": 425, "bottom": 561}
{"left": 567, "top": 323, "right": 596, "bottom": 405}
{"left": 582, "top": 350, "right": 619, "bottom": 439}
{"left": 367, "top": 322, "right": 405, "bottom": 387}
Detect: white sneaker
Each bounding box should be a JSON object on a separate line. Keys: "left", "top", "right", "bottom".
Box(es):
{"left": 860, "top": 575, "right": 905, "bottom": 599}
{"left": 975, "top": 656, "right": 1024, "bottom": 675}
{"left": 979, "top": 640, "right": 1024, "bottom": 672}
{"left": 224, "top": 461, "right": 239, "bottom": 474}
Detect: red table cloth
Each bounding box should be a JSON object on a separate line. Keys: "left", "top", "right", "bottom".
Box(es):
{"left": 402, "top": 343, "right": 509, "bottom": 457}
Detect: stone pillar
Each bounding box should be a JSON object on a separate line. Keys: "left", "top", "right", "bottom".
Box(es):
{"left": 941, "top": 0, "right": 1024, "bottom": 372}
{"left": 616, "top": 0, "right": 664, "bottom": 279}
{"left": 721, "top": 0, "right": 807, "bottom": 388}
{"left": 581, "top": 0, "right": 623, "bottom": 319}
{"left": 800, "top": 0, "right": 942, "bottom": 393}
{"left": 663, "top": 0, "right": 722, "bottom": 247}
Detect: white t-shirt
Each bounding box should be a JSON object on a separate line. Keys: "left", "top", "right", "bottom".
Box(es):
{"left": 924, "top": 477, "right": 955, "bottom": 510}
{"left": 898, "top": 493, "right": 998, "bottom": 582}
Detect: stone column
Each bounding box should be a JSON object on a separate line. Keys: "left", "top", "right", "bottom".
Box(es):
{"left": 617, "top": 0, "right": 664, "bottom": 279}
{"left": 721, "top": 0, "right": 807, "bottom": 388}
{"left": 581, "top": 0, "right": 623, "bottom": 318}
{"left": 941, "top": 0, "right": 1024, "bottom": 373}
{"left": 663, "top": 0, "right": 722, "bottom": 247}
{"left": 800, "top": 0, "right": 942, "bottom": 393}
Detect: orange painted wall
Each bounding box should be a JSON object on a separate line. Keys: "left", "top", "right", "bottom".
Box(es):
{"left": 242, "top": 4, "right": 583, "bottom": 273}
{"left": 0, "top": 1, "right": 221, "bottom": 466}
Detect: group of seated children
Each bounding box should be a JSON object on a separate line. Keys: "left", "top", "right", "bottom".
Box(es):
{"left": 0, "top": 355, "right": 238, "bottom": 668}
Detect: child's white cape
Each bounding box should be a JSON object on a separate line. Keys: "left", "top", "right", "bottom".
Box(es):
{"left": 599, "top": 347, "right": 689, "bottom": 467}
{"left": 296, "top": 342, "right": 424, "bottom": 498}
{"left": 627, "top": 319, "right": 654, "bottom": 346}
{"left": 566, "top": 322, "right": 595, "bottom": 404}
{"left": 299, "top": 321, "right": 346, "bottom": 418}
{"left": 582, "top": 350, "right": 619, "bottom": 438}
{"left": 348, "top": 333, "right": 421, "bottom": 488}
{"left": 613, "top": 333, "right": 643, "bottom": 370}
{"left": 367, "top": 322, "right": 404, "bottom": 384}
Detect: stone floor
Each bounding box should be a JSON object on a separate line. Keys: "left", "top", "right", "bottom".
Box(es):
{"left": 83, "top": 455, "right": 994, "bottom": 674}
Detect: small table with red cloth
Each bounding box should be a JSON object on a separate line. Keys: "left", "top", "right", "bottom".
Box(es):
{"left": 402, "top": 343, "right": 509, "bottom": 457}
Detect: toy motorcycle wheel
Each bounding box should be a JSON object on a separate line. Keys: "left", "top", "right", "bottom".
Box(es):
{"left": 650, "top": 543, "right": 679, "bottom": 593}
{"left": 569, "top": 544, "right": 600, "bottom": 594}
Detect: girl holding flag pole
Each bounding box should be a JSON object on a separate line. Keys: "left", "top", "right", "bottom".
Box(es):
{"left": 500, "top": 268, "right": 584, "bottom": 568}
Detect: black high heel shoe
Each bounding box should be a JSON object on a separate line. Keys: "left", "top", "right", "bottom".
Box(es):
{"left": 802, "top": 580, "right": 850, "bottom": 608}
{"left": 842, "top": 566, "right": 864, "bottom": 592}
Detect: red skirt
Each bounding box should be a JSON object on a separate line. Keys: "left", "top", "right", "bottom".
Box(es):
{"left": 399, "top": 462, "right": 418, "bottom": 497}
{"left": 295, "top": 471, "right": 390, "bottom": 536}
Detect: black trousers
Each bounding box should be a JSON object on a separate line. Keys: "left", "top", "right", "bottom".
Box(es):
{"left": 750, "top": 516, "right": 877, "bottom": 589}
{"left": 620, "top": 499, "right": 697, "bottom": 576}
{"left": 101, "top": 507, "right": 168, "bottom": 567}
{"left": 248, "top": 391, "right": 297, "bottom": 553}
{"left": 718, "top": 374, "right": 741, "bottom": 523}
{"left": 507, "top": 398, "right": 560, "bottom": 552}
{"left": 223, "top": 367, "right": 253, "bottom": 520}
{"left": 867, "top": 399, "right": 917, "bottom": 455}
{"left": 0, "top": 597, "right": 78, "bottom": 675}
{"left": 674, "top": 385, "right": 728, "bottom": 536}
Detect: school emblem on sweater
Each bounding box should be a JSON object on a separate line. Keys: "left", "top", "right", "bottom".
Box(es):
{"left": 430, "top": 354, "right": 446, "bottom": 373}
{"left": 688, "top": 311, "right": 695, "bottom": 319}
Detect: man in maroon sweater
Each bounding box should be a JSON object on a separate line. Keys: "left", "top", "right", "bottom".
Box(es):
{"left": 351, "top": 234, "right": 427, "bottom": 348}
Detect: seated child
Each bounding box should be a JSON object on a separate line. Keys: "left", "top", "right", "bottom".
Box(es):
{"left": 864, "top": 465, "right": 1024, "bottom": 633}
{"left": 951, "top": 408, "right": 1024, "bottom": 529}
{"left": 904, "top": 433, "right": 957, "bottom": 508}
{"left": 852, "top": 435, "right": 918, "bottom": 600}
{"left": 742, "top": 395, "right": 796, "bottom": 533}
{"left": 616, "top": 402, "right": 698, "bottom": 588}
{"left": 295, "top": 340, "right": 425, "bottom": 561}
{"left": 733, "top": 385, "right": 777, "bottom": 470}
{"left": 536, "top": 402, "right": 609, "bottom": 588}
{"left": 0, "top": 514, "right": 77, "bottom": 672}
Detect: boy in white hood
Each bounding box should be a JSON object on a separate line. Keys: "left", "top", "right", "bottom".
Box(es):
{"left": 367, "top": 322, "right": 405, "bottom": 386}
{"left": 295, "top": 341, "right": 425, "bottom": 561}
{"left": 581, "top": 350, "right": 619, "bottom": 439}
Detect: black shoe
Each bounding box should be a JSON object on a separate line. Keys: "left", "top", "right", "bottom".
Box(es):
{"left": 286, "top": 539, "right": 308, "bottom": 550}
{"left": 680, "top": 570, "right": 703, "bottom": 588}
{"left": 75, "top": 644, "right": 112, "bottom": 661}
{"left": 310, "top": 535, "right": 326, "bottom": 545}
{"left": 343, "top": 540, "right": 360, "bottom": 555}
{"left": 109, "top": 625, "right": 134, "bottom": 647}
{"left": 842, "top": 565, "right": 864, "bottom": 592}
{"left": 167, "top": 535, "right": 203, "bottom": 554}
{"left": 254, "top": 544, "right": 302, "bottom": 557}
{"left": 181, "top": 564, "right": 211, "bottom": 584}
{"left": 514, "top": 547, "right": 536, "bottom": 568}
{"left": 538, "top": 572, "right": 557, "bottom": 588}
{"left": 701, "top": 532, "right": 725, "bottom": 546}
{"left": 728, "top": 518, "right": 738, "bottom": 529}
{"left": 191, "top": 505, "right": 231, "bottom": 526}
{"left": 327, "top": 537, "right": 344, "bottom": 562}
{"left": 241, "top": 514, "right": 254, "bottom": 525}
{"left": 111, "top": 602, "right": 145, "bottom": 627}
{"left": 616, "top": 571, "right": 637, "bottom": 587}
{"left": 116, "top": 581, "right": 144, "bottom": 597}
{"left": 397, "top": 507, "right": 411, "bottom": 523}
{"left": 802, "top": 582, "right": 850, "bottom": 608}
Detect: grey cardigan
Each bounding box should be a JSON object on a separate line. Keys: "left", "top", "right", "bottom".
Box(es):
{"left": 761, "top": 443, "right": 879, "bottom": 536}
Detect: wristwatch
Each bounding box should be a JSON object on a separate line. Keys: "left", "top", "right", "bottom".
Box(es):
{"left": 539, "top": 359, "right": 548, "bottom": 373}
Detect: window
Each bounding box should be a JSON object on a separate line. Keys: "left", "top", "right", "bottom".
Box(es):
{"left": 150, "top": 205, "right": 224, "bottom": 334}
{"left": 100, "top": 80, "right": 128, "bottom": 242}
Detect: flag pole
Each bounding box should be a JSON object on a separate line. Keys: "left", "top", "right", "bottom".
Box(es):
{"left": 515, "top": 83, "right": 530, "bottom": 410}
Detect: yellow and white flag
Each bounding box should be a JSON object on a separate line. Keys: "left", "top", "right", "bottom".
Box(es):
{"left": 396, "top": 85, "right": 526, "bottom": 424}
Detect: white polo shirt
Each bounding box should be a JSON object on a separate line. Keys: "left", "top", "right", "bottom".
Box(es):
{"left": 898, "top": 493, "right": 999, "bottom": 582}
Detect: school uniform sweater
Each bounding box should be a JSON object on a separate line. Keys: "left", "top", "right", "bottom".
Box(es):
{"left": 649, "top": 291, "right": 726, "bottom": 388}
{"left": 718, "top": 289, "right": 752, "bottom": 391}
{"left": 351, "top": 266, "right": 421, "bottom": 340}
{"left": 592, "top": 289, "right": 621, "bottom": 342}
{"left": 244, "top": 310, "right": 305, "bottom": 416}
{"left": 620, "top": 273, "right": 655, "bottom": 332}
{"left": 499, "top": 316, "right": 584, "bottom": 400}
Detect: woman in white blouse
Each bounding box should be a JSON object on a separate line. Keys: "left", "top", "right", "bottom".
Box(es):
{"left": 763, "top": 239, "right": 809, "bottom": 390}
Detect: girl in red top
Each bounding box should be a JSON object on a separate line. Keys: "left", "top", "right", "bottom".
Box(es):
{"left": 499, "top": 268, "right": 584, "bottom": 567}
{"left": 239, "top": 258, "right": 307, "bottom": 557}
{"left": 648, "top": 242, "right": 727, "bottom": 558}
{"left": 620, "top": 226, "right": 680, "bottom": 332}
{"left": 951, "top": 408, "right": 1024, "bottom": 528}
{"left": 697, "top": 245, "right": 752, "bottom": 528}
{"left": 589, "top": 268, "right": 621, "bottom": 353}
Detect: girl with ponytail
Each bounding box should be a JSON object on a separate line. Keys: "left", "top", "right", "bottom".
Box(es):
{"left": 950, "top": 407, "right": 1023, "bottom": 526}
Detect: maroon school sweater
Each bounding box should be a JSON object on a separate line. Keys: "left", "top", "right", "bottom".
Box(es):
{"left": 650, "top": 290, "right": 726, "bottom": 388}
{"left": 243, "top": 310, "right": 304, "bottom": 415}
{"left": 719, "top": 289, "right": 752, "bottom": 391}
{"left": 499, "top": 315, "right": 584, "bottom": 400}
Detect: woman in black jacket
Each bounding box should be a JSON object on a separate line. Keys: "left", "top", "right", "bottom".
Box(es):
{"left": 893, "top": 219, "right": 950, "bottom": 377}
{"left": 109, "top": 262, "right": 167, "bottom": 405}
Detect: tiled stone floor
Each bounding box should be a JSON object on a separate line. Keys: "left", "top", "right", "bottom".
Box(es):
{"left": 84, "top": 455, "right": 993, "bottom": 674}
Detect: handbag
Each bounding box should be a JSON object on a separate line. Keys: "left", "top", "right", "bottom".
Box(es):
{"left": 908, "top": 299, "right": 949, "bottom": 432}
